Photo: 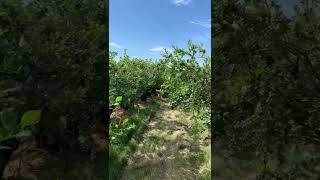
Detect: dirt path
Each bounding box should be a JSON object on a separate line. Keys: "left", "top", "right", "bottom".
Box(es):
{"left": 120, "top": 100, "right": 210, "bottom": 180}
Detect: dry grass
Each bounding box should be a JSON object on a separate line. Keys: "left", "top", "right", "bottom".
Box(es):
{"left": 120, "top": 101, "right": 210, "bottom": 180}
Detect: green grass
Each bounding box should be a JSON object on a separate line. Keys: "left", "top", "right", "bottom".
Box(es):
{"left": 109, "top": 98, "right": 160, "bottom": 180}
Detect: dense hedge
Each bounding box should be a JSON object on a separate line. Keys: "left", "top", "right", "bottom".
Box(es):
{"left": 0, "top": 0, "right": 106, "bottom": 177}
{"left": 109, "top": 41, "right": 211, "bottom": 125}
{"left": 213, "top": 0, "right": 320, "bottom": 178}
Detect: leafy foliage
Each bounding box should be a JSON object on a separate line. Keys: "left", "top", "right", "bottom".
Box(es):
{"left": 160, "top": 41, "right": 211, "bottom": 111}
{"left": 109, "top": 50, "right": 162, "bottom": 109}
{"left": 213, "top": 0, "right": 320, "bottom": 178}
{"left": 109, "top": 41, "right": 211, "bottom": 126}
{"left": 0, "top": 0, "right": 106, "bottom": 178}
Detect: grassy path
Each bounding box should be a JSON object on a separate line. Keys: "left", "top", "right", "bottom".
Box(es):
{"left": 120, "top": 100, "right": 210, "bottom": 180}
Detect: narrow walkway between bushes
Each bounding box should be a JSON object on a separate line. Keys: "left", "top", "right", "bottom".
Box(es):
{"left": 120, "top": 100, "right": 210, "bottom": 180}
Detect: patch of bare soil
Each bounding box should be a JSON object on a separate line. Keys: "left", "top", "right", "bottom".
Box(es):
{"left": 134, "top": 97, "right": 152, "bottom": 110}
{"left": 2, "top": 141, "right": 49, "bottom": 180}
{"left": 110, "top": 106, "right": 127, "bottom": 121}
{"left": 120, "top": 101, "right": 210, "bottom": 180}
{"left": 111, "top": 98, "right": 151, "bottom": 122}
{"left": 2, "top": 122, "right": 108, "bottom": 180}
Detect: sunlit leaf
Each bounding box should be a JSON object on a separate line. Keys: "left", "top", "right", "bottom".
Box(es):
{"left": 115, "top": 96, "right": 122, "bottom": 103}
{"left": 20, "top": 110, "right": 42, "bottom": 129}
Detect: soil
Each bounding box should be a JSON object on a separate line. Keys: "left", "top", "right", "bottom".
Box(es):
{"left": 110, "top": 106, "right": 127, "bottom": 121}
{"left": 110, "top": 98, "right": 151, "bottom": 122}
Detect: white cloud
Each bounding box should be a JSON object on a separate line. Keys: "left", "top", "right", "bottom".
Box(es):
{"left": 149, "top": 46, "right": 173, "bottom": 53}
{"left": 173, "top": 0, "right": 191, "bottom": 6}
{"left": 149, "top": 46, "right": 166, "bottom": 52}
{"left": 109, "top": 42, "right": 123, "bottom": 49}
{"left": 192, "top": 33, "right": 210, "bottom": 43}
{"left": 190, "top": 19, "right": 211, "bottom": 28}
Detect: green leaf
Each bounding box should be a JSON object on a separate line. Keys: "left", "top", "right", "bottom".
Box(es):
{"left": 20, "top": 110, "right": 42, "bottom": 129}
{"left": 115, "top": 96, "right": 122, "bottom": 103}
{"left": 123, "top": 118, "right": 129, "bottom": 124}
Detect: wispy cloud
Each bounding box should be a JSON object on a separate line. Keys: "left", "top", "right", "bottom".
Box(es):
{"left": 149, "top": 46, "right": 166, "bottom": 52}
{"left": 109, "top": 42, "right": 124, "bottom": 49}
{"left": 190, "top": 19, "right": 211, "bottom": 28}
{"left": 149, "top": 46, "right": 173, "bottom": 53}
{"left": 173, "top": 0, "right": 191, "bottom": 6}
{"left": 192, "top": 33, "right": 210, "bottom": 43}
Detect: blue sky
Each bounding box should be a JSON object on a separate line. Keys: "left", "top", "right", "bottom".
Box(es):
{"left": 109, "top": 0, "right": 211, "bottom": 61}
